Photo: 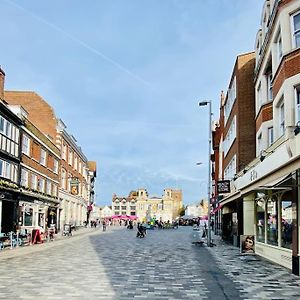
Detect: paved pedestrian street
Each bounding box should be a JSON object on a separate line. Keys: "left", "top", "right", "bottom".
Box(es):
{"left": 1, "top": 227, "right": 300, "bottom": 299}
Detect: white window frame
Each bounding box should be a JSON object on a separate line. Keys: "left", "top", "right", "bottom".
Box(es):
{"left": 21, "top": 169, "right": 29, "bottom": 187}
{"left": 53, "top": 159, "right": 59, "bottom": 174}
{"left": 223, "top": 115, "right": 236, "bottom": 156}
{"left": 31, "top": 174, "right": 38, "bottom": 190}
{"left": 46, "top": 180, "right": 51, "bottom": 195}
{"left": 291, "top": 10, "right": 300, "bottom": 48}
{"left": 268, "top": 127, "right": 274, "bottom": 147}
{"left": 224, "top": 77, "right": 236, "bottom": 124}
{"left": 257, "top": 132, "right": 263, "bottom": 156}
{"left": 267, "top": 72, "right": 273, "bottom": 101}
{"left": 22, "top": 134, "right": 30, "bottom": 156}
{"left": 279, "top": 99, "right": 285, "bottom": 136}
{"left": 38, "top": 178, "right": 45, "bottom": 193}
{"left": 40, "top": 149, "right": 47, "bottom": 166}
{"left": 276, "top": 33, "right": 282, "bottom": 64}
{"left": 224, "top": 155, "right": 236, "bottom": 180}
{"left": 257, "top": 82, "right": 262, "bottom": 111}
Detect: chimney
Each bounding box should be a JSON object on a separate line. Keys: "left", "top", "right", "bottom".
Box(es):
{"left": 0, "top": 67, "right": 5, "bottom": 99}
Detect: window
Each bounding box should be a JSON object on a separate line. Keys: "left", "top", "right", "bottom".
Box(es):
{"left": 61, "top": 168, "right": 66, "bottom": 189}
{"left": 257, "top": 133, "right": 262, "bottom": 156}
{"left": 38, "top": 178, "right": 45, "bottom": 193}
{"left": 24, "top": 207, "right": 33, "bottom": 226}
{"left": 31, "top": 174, "right": 38, "bottom": 190}
{"left": 46, "top": 180, "right": 51, "bottom": 195}
{"left": 292, "top": 11, "right": 300, "bottom": 48}
{"left": 40, "top": 149, "right": 47, "bottom": 166}
{"left": 68, "top": 150, "right": 73, "bottom": 165}
{"left": 276, "top": 33, "right": 282, "bottom": 63}
{"left": 281, "top": 200, "right": 292, "bottom": 249}
{"left": 267, "top": 199, "right": 278, "bottom": 246}
{"left": 267, "top": 72, "right": 273, "bottom": 101}
{"left": 53, "top": 159, "right": 58, "bottom": 174}
{"left": 62, "top": 143, "right": 67, "bottom": 160}
{"left": 5, "top": 162, "right": 11, "bottom": 179}
{"left": 224, "top": 155, "right": 236, "bottom": 180}
{"left": 0, "top": 116, "right": 4, "bottom": 133}
{"left": 0, "top": 159, "right": 3, "bottom": 177}
{"left": 53, "top": 184, "right": 58, "bottom": 197}
{"left": 268, "top": 127, "right": 274, "bottom": 147}
{"left": 257, "top": 83, "right": 262, "bottom": 110}
{"left": 279, "top": 101, "right": 285, "bottom": 136}
{"left": 5, "top": 122, "right": 11, "bottom": 138}
{"left": 21, "top": 169, "right": 29, "bottom": 187}
{"left": 121, "top": 206, "right": 127, "bottom": 210}
{"left": 22, "top": 134, "right": 30, "bottom": 155}
{"left": 223, "top": 116, "right": 236, "bottom": 156}
{"left": 224, "top": 77, "right": 236, "bottom": 123}
{"left": 79, "top": 161, "right": 82, "bottom": 174}
{"left": 256, "top": 199, "right": 265, "bottom": 243}
{"left": 74, "top": 156, "right": 78, "bottom": 170}
{"left": 296, "top": 87, "right": 300, "bottom": 124}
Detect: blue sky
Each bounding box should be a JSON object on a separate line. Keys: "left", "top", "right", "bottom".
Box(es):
{"left": 1, "top": 0, "right": 263, "bottom": 205}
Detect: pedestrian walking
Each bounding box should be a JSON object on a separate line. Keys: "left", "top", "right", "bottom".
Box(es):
{"left": 102, "top": 221, "right": 106, "bottom": 232}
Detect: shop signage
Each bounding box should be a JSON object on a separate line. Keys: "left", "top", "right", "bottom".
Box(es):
{"left": 217, "top": 180, "right": 230, "bottom": 194}
{"left": 70, "top": 178, "right": 79, "bottom": 195}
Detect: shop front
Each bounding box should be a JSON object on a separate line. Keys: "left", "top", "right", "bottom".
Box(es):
{"left": 221, "top": 199, "right": 243, "bottom": 247}
{"left": 252, "top": 173, "right": 297, "bottom": 271}
{"left": 0, "top": 189, "right": 19, "bottom": 233}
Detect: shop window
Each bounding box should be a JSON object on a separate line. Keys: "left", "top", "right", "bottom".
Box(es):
{"left": 24, "top": 207, "right": 33, "bottom": 226}
{"left": 267, "top": 199, "right": 278, "bottom": 246}
{"left": 256, "top": 199, "right": 265, "bottom": 243}
{"left": 281, "top": 200, "right": 292, "bottom": 249}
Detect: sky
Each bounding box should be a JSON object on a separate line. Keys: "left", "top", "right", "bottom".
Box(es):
{"left": 0, "top": 0, "right": 263, "bottom": 205}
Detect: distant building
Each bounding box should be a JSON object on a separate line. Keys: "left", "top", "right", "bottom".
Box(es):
{"left": 111, "top": 188, "right": 183, "bottom": 222}
{"left": 185, "top": 200, "right": 208, "bottom": 218}
{"left": 99, "top": 205, "right": 113, "bottom": 219}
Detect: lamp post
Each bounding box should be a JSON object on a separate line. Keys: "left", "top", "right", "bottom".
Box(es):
{"left": 199, "top": 101, "right": 212, "bottom": 247}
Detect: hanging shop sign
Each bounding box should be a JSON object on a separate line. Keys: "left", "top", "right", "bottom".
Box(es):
{"left": 217, "top": 180, "right": 231, "bottom": 194}
{"left": 70, "top": 177, "right": 79, "bottom": 195}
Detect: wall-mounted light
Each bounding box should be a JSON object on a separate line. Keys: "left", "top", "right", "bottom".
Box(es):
{"left": 260, "top": 149, "right": 274, "bottom": 162}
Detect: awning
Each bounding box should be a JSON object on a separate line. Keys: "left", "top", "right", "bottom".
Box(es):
{"left": 258, "top": 173, "right": 294, "bottom": 190}
{"left": 211, "top": 204, "right": 222, "bottom": 215}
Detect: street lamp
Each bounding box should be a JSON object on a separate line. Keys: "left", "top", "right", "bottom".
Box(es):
{"left": 199, "top": 101, "right": 212, "bottom": 247}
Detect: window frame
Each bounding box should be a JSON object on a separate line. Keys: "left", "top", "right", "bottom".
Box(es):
{"left": 291, "top": 10, "right": 300, "bottom": 48}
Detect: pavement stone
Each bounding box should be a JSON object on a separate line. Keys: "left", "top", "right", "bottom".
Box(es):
{"left": 0, "top": 226, "right": 299, "bottom": 299}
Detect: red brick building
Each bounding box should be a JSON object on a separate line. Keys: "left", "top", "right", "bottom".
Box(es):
{"left": 5, "top": 91, "right": 97, "bottom": 230}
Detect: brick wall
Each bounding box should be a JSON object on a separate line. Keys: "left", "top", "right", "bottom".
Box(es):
{"left": 237, "top": 54, "right": 256, "bottom": 171}
{"left": 273, "top": 49, "right": 300, "bottom": 98}
{"left": 256, "top": 103, "right": 273, "bottom": 132}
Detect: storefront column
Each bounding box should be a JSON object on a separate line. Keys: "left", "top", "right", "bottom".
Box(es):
{"left": 243, "top": 194, "right": 255, "bottom": 235}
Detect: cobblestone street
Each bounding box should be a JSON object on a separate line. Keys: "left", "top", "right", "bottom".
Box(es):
{"left": 1, "top": 226, "right": 300, "bottom": 299}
